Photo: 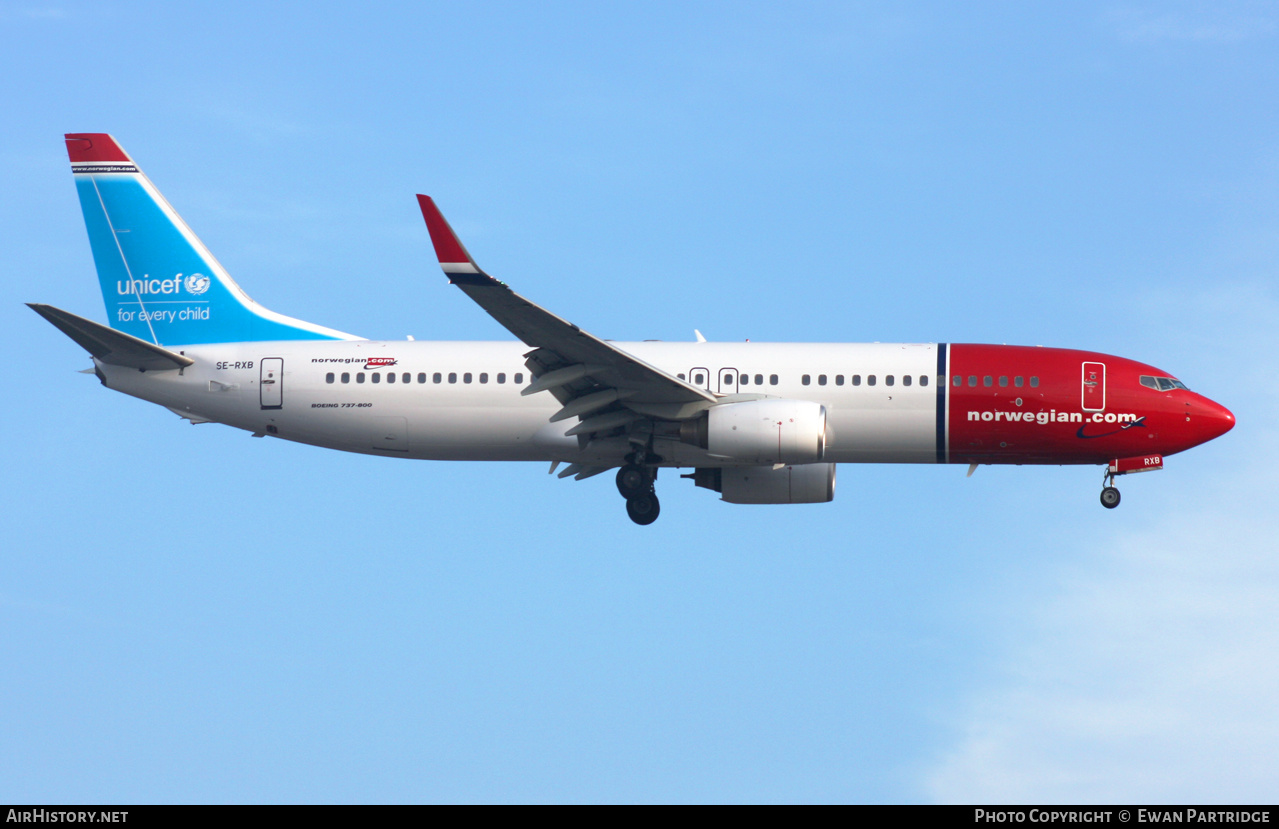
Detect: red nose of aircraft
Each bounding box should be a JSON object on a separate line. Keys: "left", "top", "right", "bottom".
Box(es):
{"left": 1189, "top": 395, "right": 1235, "bottom": 446}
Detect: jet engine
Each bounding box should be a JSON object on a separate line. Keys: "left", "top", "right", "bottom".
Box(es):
{"left": 679, "top": 399, "right": 827, "bottom": 464}
{"left": 686, "top": 463, "right": 837, "bottom": 504}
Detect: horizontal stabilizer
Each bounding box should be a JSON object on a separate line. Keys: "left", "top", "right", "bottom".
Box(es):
{"left": 28, "top": 303, "right": 194, "bottom": 371}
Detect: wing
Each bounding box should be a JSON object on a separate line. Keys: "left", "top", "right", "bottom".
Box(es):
{"left": 417, "top": 196, "right": 717, "bottom": 432}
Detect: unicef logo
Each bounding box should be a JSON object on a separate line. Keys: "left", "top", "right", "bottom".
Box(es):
{"left": 184, "top": 273, "right": 211, "bottom": 295}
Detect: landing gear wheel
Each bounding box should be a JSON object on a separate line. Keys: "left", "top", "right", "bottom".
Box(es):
{"left": 626, "top": 490, "right": 661, "bottom": 525}
{"left": 616, "top": 464, "right": 649, "bottom": 499}
{"left": 1100, "top": 486, "right": 1121, "bottom": 509}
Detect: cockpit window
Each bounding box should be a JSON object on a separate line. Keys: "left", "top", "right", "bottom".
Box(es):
{"left": 1141, "top": 375, "right": 1189, "bottom": 392}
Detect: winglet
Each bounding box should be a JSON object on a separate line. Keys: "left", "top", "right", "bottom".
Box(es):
{"left": 416, "top": 195, "right": 500, "bottom": 286}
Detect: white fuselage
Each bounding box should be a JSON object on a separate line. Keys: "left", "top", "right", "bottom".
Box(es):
{"left": 102, "top": 339, "right": 943, "bottom": 467}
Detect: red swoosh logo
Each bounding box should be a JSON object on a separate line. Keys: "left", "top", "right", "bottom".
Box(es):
{"left": 1076, "top": 416, "right": 1147, "bottom": 439}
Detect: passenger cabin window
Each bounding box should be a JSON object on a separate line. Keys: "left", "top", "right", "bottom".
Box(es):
{"left": 921, "top": 375, "right": 929, "bottom": 387}
{"left": 983, "top": 376, "right": 992, "bottom": 387}
{"left": 802, "top": 375, "right": 811, "bottom": 385}
{"left": 341, "top": 372, "right": 350, "bottom": 384}
{"left": 403, "top": 373, "right": 410, "bottom": 384}
{"left": 326, "top": 372, "right": 335, "bottom": 384}
{"left": 769, "top": 374, "right": 778, "bottom": 385}
{"left": 372, "top": 373, "right": 381, "bottom": 383}
{"left": 818, "top": 375, "right": 827, "bottom": 386}
{"left": 1030, "top": 376, "right": 1039, "bottom": 388}
{"left": 357, "top": 373, "right": 366, "bottom": 384}
{"left": 386, "top": 372, "right": 395, "bottom": 383}
{"left": 852, "top": 375, "right": 861, "bottom": 386}
{"left": 999, "top": 376, "right": 1008, "bottom": 387}
{"left": 885, "top": 375, "right": 894, "bottom": 386}
{"left": 514, "top": 373, "right": 524, "bottom": 384}
{"left": 968, "top": 376, "right": 977, "bottom": 387}
{"left": 953, "top": 375, "right": 962, "bottom": 387}
{"left": 902, "top": 375, "right": 911, "bottom": 386}
{"left": 740, "top": 374, "right": 749, "bottom": 386}
{"left": 418, "top": 373, "right": 427, "bottom": 383}
{"left": 448, "top": 372, "right": 457, "bottom": 384}
{"left": 1015, "top": 376, "right": 1024, "bottom": 387}
{"left": 755, "top": 374, "right": 764, "bottom": 385}
{"left": 835, "top": 375, "right": 844, "bottom": 386}
{"left": 463, "top": 373, "right": 473, "bottom": 384}
{"left": 497, "top": 373, "right": 506, "bottom": 384}
{"left": 694, "top": 372, "right": 705, "bottom": 385}
{"left": 868, "top": 375, "right": 876, "bottom": 386}
{"left": 480, "top": 373, "right": 488, "bottom": 384}
{"left": 433, "top": 372, "right": 442, "bottom": 384}
{"left": 678, "top": 373, "right": 685, "bottom": 380}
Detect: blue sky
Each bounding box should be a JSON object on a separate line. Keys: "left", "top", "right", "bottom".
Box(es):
{"left": 3, "top": 0, "right": 1277, "bottom": 803}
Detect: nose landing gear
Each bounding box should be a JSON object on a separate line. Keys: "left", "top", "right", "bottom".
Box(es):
{"left": 617, "top": 456, "right": 660, "bottom": 525}
{"left": 1099, "top": 467, "right": 1122, "bottom": 509}
{"left": 1098, "top": 455, "right": 1164, "bottom": 509}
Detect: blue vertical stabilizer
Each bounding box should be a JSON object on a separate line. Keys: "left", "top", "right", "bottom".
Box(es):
{"left": 65, "top": 133, "right": 359, "bottom": 346}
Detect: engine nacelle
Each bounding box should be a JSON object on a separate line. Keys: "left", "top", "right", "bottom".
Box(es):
{"left": 687, "top": 463, "right": 837, "bottom": 504}
{"left": 680, "top": 399, "right": 827, "bottom": 464}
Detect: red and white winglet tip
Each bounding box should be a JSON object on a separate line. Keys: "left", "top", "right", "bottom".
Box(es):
{"left": 65, "top": 133, "right": 131, "bottom": 164}
{"left": 416, "top": 194, "right": 487, "bottom": 279}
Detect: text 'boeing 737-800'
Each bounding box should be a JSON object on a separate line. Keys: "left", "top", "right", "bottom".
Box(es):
{"left": 31, "top": 133, "right": 1235, "bottom": 524}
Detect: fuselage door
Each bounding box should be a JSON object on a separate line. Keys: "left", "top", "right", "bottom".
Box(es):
{"left": 260, "top": 358, "right": 283, "bottom": 409}
{"left": 1082, "top": 361, "right": 1105, "bottom": 411}
{"left": 718, "top": 368, "right": 738, "bottom": 393}
{"left": 689, "top": 367, "right": 710, "bottom": 391}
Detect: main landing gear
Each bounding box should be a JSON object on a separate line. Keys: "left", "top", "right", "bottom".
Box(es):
{"left": 617, "top": 459, "right": 660, "bottom": 525}
{"left": 1100, "top": 469, "right": 1121, "bottom": 509}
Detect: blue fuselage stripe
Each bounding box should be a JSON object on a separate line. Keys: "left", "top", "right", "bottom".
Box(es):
{"left": 936, "top": 343, "right": 948, "bottom": 464}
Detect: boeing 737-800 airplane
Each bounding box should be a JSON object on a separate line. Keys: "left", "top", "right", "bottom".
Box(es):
{"left": 31, "top": 134, "right": 1235, "bottom": 524}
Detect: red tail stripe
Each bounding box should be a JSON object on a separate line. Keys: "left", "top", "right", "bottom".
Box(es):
{"left": 65, "top": 133, "right": 130, "bottom": 163}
